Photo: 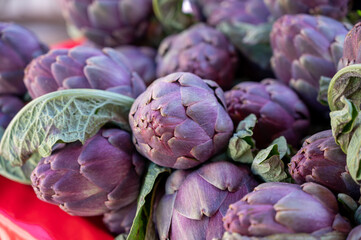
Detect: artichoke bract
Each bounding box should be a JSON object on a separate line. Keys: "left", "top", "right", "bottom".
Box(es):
{"left": 103, "top": 201, "right": 137, "bottom": 234}
{"left": 115, "top": 46, "right": 156, "bottom": 86}
{"left": 223, "top": 182, "right": 352, "bottom": 238}
{"left": 289, "top": 130, "right": 360, "bottom": 200}
{"left": 264, "top": 0, "right": 349, "bottom": 20}
{"left": 338, "top": 22, "right": 361, "bottom": 70}
{"left": 0, "top": 23, "right": 48, "bottom": 95}
{"left": 60, "top": 0, "right": 153, "bottom": 47}
{"left": 156, "top": 161, "right": 258, "bottom": 240}
{"left": 270, "top": 14, "right": 347, "bottom": 111}
{"left": 156, "top": 24, "right": 238, "bottom": 89}
{"left": 347, "top": 226, "right": 361, "bottom": 240}
{"left": 129, "top": 72, "right": 234, "bottom": 169}
{"left": 31, "top": 128, "right": 145, "bottom": 221}
{"left": 24, "top": 46, "right": 146, "bottom": 99}
{"left": 0, "top": 95, "right": 24, "bottom": 131}
{"left": 225, "top": 79, "right": 310, "bottom": 147}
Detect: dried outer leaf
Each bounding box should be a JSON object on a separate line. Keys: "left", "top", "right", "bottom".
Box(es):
{"left": 126, "top": 163, "right": 171, "bottom": 240}
{"left": 328, "top": 64, "right": 361, "bottom": 112}
{"left": 330, "top": 96, "right": 360, "bottom": 153}
{"left": 0, "top": 89, "right": 134, "bottom": 166}
{"left": 251, "top": 136, "right": 290, "bottom": 182}
{"left": 227, "top": 114, "right": 257, "bottom": 164}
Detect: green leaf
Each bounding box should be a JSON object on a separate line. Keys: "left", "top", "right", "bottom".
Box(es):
{"left": 126, "top": 163, "right": 171, "bottom": 240}
{"left": 317, "top": 76, "right": 332, "bottom": 106}
{"left": 0, "top": 89, "right": 134, "bottom": 167}
{"left": 0, "top": 152, "right": 39, "bottom": 184}
{"left": 346, "top": 125, "right": 361, "bottom": 183}
{"left": 227, "top": 114, "right": 257, "bottom": 164}
{"left": 328, "top": 64, "right": 361, "bottom": 111}
{"left": 330, "top": 97, "right": 360, "bottom": 153}
{"left": 218, "top": 21, "right": 272, "bottom": 69}
{"left": 152, "top": 0, "right": 197, "bottom": 33}
{"left": 251, "top": 137, "right": 289, "bottom": 182}
{"left": 0, "top": 128, "right": 39, "bottom": 184}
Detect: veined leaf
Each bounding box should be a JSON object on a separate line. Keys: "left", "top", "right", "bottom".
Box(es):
{"left": 126, "top": 163, "right": 171, "bottom": 240}
{"left": 0, "top": 89, "right": 134, "bottom": 166}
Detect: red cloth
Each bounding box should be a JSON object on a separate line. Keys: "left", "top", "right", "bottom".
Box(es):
{"left": 51, "top": 38, "right": 85, "bottom": 49}
{"left": 0, "top": 176, "right": 113, "bottom": 240}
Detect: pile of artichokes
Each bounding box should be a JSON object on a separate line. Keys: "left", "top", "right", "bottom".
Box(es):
{"left": 2, "top": 0, "right": 361, "bottom": 239}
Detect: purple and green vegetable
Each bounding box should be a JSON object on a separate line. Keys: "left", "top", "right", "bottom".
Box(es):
{"left": 2, "top": 0, "right": 361, "bottom": 239}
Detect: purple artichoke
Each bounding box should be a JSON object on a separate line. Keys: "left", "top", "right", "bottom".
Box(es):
{"left": 270, "top": 14, "right": 348, "bottom": 110}
{"left": 0, "top": 95, "right": 24, "bottom": 131}
{"left": 225, "top": 79, "right": 310, "bottom": 147}
{"left": 338, "top": 22, "right": 361, "bottom": 70}
{"left": 289, "top": 130, "right": 360, "bottom": 200}
{"left": 31, "top": 128, "right": 145, "bottom": 221}
{"left": 24, "top": 46, "right": 146, "bottom": 99}
{"left": 347, "top": 226, "right": 361, "bottom": 240}
{"left": 202, "top": 0, "right": 270, "bottom": 26}
{"left": 0, "top": 23, "right": 48, "bottom": 95}
{"left": 156, "top": 24, "right": 238, "bottom": 89}
{"left": 223, "top": 182, "right": 352, "bottom": 238}
{"left": 156, "top": 161, "right": 258, "bottom": 240}
{"left": 264, "top": 0, "right": 349, "bottom": 20}
{"left": 60, "top": 0, "right": 153, "bottom": 47}
{"left": 115, "top": 46, "right": 156, "bottom": 85}
{"left": 129, "top": 72, "right": 234, "bottom": 169}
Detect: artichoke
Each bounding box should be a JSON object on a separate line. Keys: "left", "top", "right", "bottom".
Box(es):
{"left": 0, "top": 95, "right": 24, "bottom": 132}
{"left": 129, "top": 72, "right": 234, "bottom": 169}
{"left": 24, "top": 46, "right": 146, "bottom": 99}
{"left": 156, "top": 24, "right": 238, "bottom": 89}
{"left": 31, "top": 128, "right": 144, "bottom": 222}
{"left": 60, "top": 0, "right": 153, "bottom": 47}
{"left": 115, "top": 46, "right": 156, "bottom": 85}
{"left": 264, "top": 0, "right": 349, "bottom": 20}
{"left": 338, "top": 22, "right": 361, "bottom": 70}
{"left": 202, "top": 0, "right": 270, "bottom": 26}
{"left": 270, "top": 14, "right": 348, "bottom": 111}
{"left": 156, "top": 161, "right": 258, "bottom": 240}
{"left": 0, "top": 22, "right": 48, "bottom": 95}
{"left": 225, "top": 79, "right": 310, "bottom": 147}
{"left": 289, "top": 130, "right": 360, "bottom": 200}
{"left": 347, "top": 226, "right": 361, "bottom": 240}
{"left": 223, "top": 182, "right": 352, "bottom": 238}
